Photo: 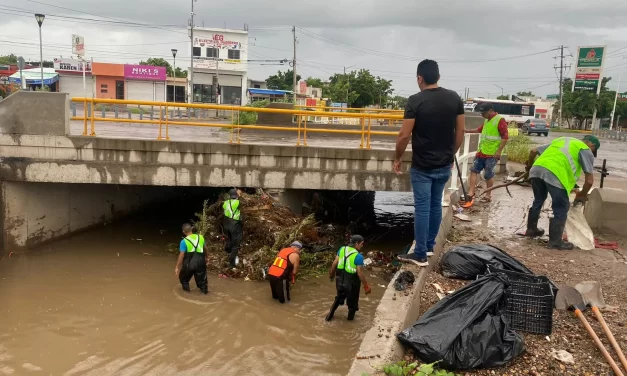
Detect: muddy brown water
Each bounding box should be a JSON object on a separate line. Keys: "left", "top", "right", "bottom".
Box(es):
{"left": 0, "top": 193, "right": 413, "bottom": 376}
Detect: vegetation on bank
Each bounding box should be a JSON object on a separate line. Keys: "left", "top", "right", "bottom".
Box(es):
{"left": 503, "top": 134, "right": 533, "bottom": 164}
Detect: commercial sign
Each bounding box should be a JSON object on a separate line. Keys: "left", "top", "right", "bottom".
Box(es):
{"left": 299, "top": 81, "right": 307, "bottom": 95}
{"left": 54, "top": 58, "right": 91, "bottom": 72}
{"left": 574, "top": 45, "right": 605, "bottom": 92}
{"left": 546, "top": 94, "right": 559, "bottom": 100}
{"left": 619, "top": 92, "right": 627, "bottom": 101}
{"left": 124, "top": 64, "right": 166, "bottom": 80}
{"left": 72, "top": 34, "right": 85, "bottom": 56}
{"left": 193, "top": 58, "right": 217, "bottom": 70}
{"left": 193, "top": 34, "right": 241, "bottom": 49}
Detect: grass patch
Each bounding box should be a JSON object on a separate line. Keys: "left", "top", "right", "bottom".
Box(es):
{"left": 127, "top": 106, "right": 151, "bottom": 115}
{"left": 232, "top": 100, "right": 270, "bottom": 125}
{"left": 504, "top": 134, "right": 533, "bottom": 164}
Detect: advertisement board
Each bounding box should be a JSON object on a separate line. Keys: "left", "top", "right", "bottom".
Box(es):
{"left": 72, "top": 34, "right": 85, "bottom": 56}
{"left": 123, "top": 64, "right": 167, "bottom": 80}
{"left": 54, "top": 58, "right": 91, "bottom": 72}
{"left": 574, "top": 46, "right": 605, "bottom": 93}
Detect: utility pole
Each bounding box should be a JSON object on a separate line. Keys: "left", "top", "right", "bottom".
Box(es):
{"left": 558, "top": 45, "right": 564, "bottom": 129}
{"left": 609, "top": 57, "right": 626, "bottom": 130}
{"left": 292, "top": 26, "right": 297, "bottom": 104}
{"left": 188, "top": 0, "right": 196, "bottom": 104}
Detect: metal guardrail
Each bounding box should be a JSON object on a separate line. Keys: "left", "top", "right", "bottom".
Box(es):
{"left": 593, "top": 129, "right": 627, "bottom": 142}
{"left": 70, "top": 98, "right": 403, "bottom": 149}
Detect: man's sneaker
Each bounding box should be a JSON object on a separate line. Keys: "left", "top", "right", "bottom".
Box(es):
{"left": 398, "top": 253, "right": 429, "bottom": 267}
{"left": 426, "top": 249, "right": 435, "bottom": 257}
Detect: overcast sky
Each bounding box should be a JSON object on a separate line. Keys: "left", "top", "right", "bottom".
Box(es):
{"left": 2, "top": 0, "right": 627, "bottom": 98}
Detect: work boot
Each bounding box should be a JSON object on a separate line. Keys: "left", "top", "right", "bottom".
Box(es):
{"left": 525, "top": 208, "right": 545, "bottom": 237}
{"left": 347, "top": 310, "right": 356, "bottom": 321}
{"left": 325, "top": 299, "right": 341, "bottom": 322}
{"left": 548, "top": 218, "right": 573, "bottom": 250}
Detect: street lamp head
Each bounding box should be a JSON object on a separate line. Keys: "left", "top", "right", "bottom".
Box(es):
{"left": 171, "top": 49, "right": 178, "bottom": 58}
{"left": 35, "top": 13, "right": 45, "bottom": 26}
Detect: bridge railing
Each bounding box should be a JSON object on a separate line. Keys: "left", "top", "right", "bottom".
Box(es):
{"left": 70, "top": 98, "right": 402, "bottom": 149}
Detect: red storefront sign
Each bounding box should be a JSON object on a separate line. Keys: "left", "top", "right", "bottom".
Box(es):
{"left": 575, "top": 73, "right": 600, "bottom": 80}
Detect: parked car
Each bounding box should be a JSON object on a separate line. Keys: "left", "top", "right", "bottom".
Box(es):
{"left": 521, "top": 119, "right": 549, "bottom": 136}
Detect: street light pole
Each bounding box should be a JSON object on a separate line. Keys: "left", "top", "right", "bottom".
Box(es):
{"left": 189, "top": 0, "right": 196, "bottom": 103}
{"left": 171, "top": 49, "right": 178, "bottom": 102}
{"left": 35, "top": 14, "right": 45, "bottom": 90}
{"left": 609, "top": 58, "right": 625, "bottom": 130}
{"left": 494, "top": 84, "right": 504, "bottom": 97}
{"left": 344, "top": 64, "right": 356, "bottom": 108}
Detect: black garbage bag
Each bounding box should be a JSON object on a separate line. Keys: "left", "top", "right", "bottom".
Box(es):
{"left": 394, "top": 271, "right": 415, "bottom": 291}
{"left": 440, "top": 244, "right": 532, "bottom": 279}
{"left": 397, "top": 273, "right": 525, "bottom": 370}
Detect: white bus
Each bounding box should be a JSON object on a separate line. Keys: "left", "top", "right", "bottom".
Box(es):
{"left": 464, "top": 98, "right": 535, "bottom": 127}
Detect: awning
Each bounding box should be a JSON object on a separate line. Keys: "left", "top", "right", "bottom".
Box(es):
{"left": 9, "top": 67, "right": 59, "bottom": 85}
{"left": 248, "top": 88, "right": 289, "bottom": 96}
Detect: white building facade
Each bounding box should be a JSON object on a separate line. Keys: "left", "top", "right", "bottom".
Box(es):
{"left": 189, "top": 27, "right": 248, "bottom": 105}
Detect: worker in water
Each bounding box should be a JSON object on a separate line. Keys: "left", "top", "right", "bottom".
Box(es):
{"left": 267, "top": 241, "right": 303, "bottom": 304}
{"left": 524, "top": 135, "right": 600, "bottom": 250}
{"left": 175, "top": 223, "right": 209, "bottom": 294}
{"left": 223, "top": 188, "right": 242, "bottom": 268}
{"left": 326, "top": 235, "right": 372, "bottom": 321}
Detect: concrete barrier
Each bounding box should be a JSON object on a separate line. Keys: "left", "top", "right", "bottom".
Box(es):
{"left": 347, "top": 189, "right": 458, "bottom": 375}
{"left": 584, "top": 188, "right": 627, "bottom": 234}
{"left": 256, "top": 102, "right": 294, "bottom": 126}
{"left": 0, "top": 91, "right": 69, "bottom": 136}
{"left": 593, "top": 129, "right": 627, "bottom": 142}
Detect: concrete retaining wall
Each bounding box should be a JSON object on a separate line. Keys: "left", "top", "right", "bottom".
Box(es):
{"left": 348, "top": 189, "right": 457, "bottom": 375}
{"left": 0, "top": 91, "right": 69, "bottom": 136}
{"left": 257, "top": 102, "right": 294, "bottom": 126}
{"left": 0, "top": 181, "right": 176, "bottom": 251}
{"left": 584, "top": 188, "right": 627, "bottom": 234}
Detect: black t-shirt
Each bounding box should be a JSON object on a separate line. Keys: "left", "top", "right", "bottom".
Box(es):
{"left": 404, "top": 87, "right": 464, "bottom": 170}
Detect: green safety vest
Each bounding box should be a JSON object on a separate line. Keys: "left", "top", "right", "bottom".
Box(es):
{"left": 223, "top": 199, "right": 241, "bottom": 221}
{"left": 337, "top": 246, "right": 359, "bottom": 274}
{"left": 478, "top": 115, "right": 503, "bottom": 156}
{"left": 533, "top": 137, "right": 590, "bottom": 193}
{"left": 183, "top": 234, "right": 205, "bottom": 253}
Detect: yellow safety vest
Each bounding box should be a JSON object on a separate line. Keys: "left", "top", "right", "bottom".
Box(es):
{"left": 223, "top": 199, "right": 241, "bottom": 221}
{"left": 337, "top": 246, "right": 359, "bottom": 274}
{"left": 533, "top": 137, "right": 590, "bottom": 193}
{"left": 183, "top": 234, "right": 205, "bottom": 253}
{"left": 478, "top": 115, "right": 503, "bottom": 156}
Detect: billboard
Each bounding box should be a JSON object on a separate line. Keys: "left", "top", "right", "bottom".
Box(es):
{"left": 123, "top": 64, "right": 167, "bottom": 81}
{"left": 72, "top": 34, "right": 85, "bottom": 56}
{"left": 574, "top": 46, "right": 605, "bottom": 93}
{"left": 54, "top": 58, "right": 91, "bottom": 72}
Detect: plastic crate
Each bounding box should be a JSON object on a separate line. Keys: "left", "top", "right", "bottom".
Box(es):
{"left": 486, "top": 266, "right": 557, "bottom": 335}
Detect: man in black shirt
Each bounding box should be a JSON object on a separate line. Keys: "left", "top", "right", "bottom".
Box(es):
{"left": 394, "top": 59, "right": 465, "bottom": 266}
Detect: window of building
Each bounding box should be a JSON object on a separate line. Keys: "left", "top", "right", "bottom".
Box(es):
{"left": 193, "top": 84, "right": 215, "bottom": 103}
{"left": 101, "top": 89, "right": 108, "bottom": 93}
{"left": 193, "top": 47, "right": 201, "bottom": 57}
{"left": 115, "top": 81, "right": 124, "bottom": 100}
{"left": 312, "top": 90, "right": 318, "bottom": 97}
{"left": 221, "top": 86, "right": 242, "bottom": 105}
{"left": 228, "top": 49, "right": 240, "bottom": 60}
{"left": 254, "top": 84, "right": 260, "bottom": 88}
{"left": 207, "top": 48, "right": 219, "bottom": 58}
{"left": 101, "top": 84, "right": 108, "bottom": 88}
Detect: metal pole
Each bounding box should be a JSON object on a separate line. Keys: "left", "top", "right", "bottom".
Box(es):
{"left": 610, "top": 71, "right": 622, "bottom": 130}
{"left": 558, "top": 45, "right": 564, "bottom": 129}
{"left": 292, "top": 25, "right": 297, "bottom": 104}
{"left": 38, "top": 24, "right": 44, "bottom": 90}
{"left": 215, "top": 58, "right": 219, "bottom": 116}
{"left": 173, "top": 56, "right": 176, "bottom": 102}
{"left": 189, "top": 0, "right": 194, "bottom": 104}
{"left": 82, "top": 56, "right": 86, "bottom": 98}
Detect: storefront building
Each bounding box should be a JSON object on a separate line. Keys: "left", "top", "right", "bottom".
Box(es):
{"left": 54, "top": 58, "right": 94, "bottom": 98}
{"left": 189, "top": 27, "right": 248, "bottom": 105}
{"left": 92, "top": 62, "right": 125, "bottom": 100}
{"left": 124, "top": 64, "right": 166, "bottom": 102}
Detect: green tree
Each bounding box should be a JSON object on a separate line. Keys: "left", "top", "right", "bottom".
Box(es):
{"left": 556, "top": 77, "right": 615, "bottom": 129}
{"left": 496, "top": 95, "right": 509, "bottom": 100}
{"left": 138, "top": 57, "right": 187, "bottom": 78}
{"left": 305, "top": 77, "right": 324, "bottom": 88}
{"left": 391, "top": 95, "right": 408, "bottom": 109}
{"left": 516, "top": 91, "right": 535, "bottom": 97}
{"left": 0, "top": 54, "right": 18, "bottom": 65}
{"left": 326, "top": 72, "right": 358, "bottom": 104}
{"left": 266, "top": 69, "right": 301, "bottom": 90}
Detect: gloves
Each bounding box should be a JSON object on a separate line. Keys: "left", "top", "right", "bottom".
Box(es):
{"left": 291, "top": 274, "right": 296, "bottom": 284}
{"left": 364, "top": 283, "right": 372, "bottom": 295}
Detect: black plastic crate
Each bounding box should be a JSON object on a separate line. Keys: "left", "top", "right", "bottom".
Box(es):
{"left": 486, "top": 266, "right": 557, "bottom": 335}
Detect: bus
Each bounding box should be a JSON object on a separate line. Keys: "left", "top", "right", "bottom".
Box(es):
{"left": 464, "top": 98, "right": 535, "bottom": 127}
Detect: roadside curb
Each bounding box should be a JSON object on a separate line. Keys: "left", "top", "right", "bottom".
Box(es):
{"left": 347, "top": 189, "right": 458, "bottom": 375}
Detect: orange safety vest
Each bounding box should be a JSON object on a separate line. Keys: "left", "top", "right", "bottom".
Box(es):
{"left": 268, "top": 248, "right": 295, "bottom": 278}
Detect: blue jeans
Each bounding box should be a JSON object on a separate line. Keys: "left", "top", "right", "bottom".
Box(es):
{"left": 530, "top": 178, "right": 570, "bottom": 221}
{"left": 411, "top": 166, "right": 452, "bottom": 259}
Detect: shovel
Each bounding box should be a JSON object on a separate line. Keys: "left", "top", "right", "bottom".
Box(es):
{"left": 564, "top": 201, "right": 595, "bottom": 250}
{"left": 555, "top": 285, "right": 625, "bottom": 375}
{"left": 454, "top": 156, "right": 474, "bottom": 208}
{"left": 575, "top": 281, "right": 627, "bottom": 372}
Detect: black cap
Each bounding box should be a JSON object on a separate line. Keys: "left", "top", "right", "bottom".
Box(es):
{"left": 229, "top": 188, "right": 238, "bottom": 199}
{"left": 475, "top": 102, "right": 494, "bottom": 113}
{"left": 349, "top": 234, "right": 364, "bottom": 245}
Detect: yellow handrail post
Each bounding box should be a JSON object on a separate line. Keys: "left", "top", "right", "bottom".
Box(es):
{"left": 82, "top": 98, "right": 87, "bottom": 135}
{"left": 303, "top": 114, "right": 308, "bottom": 146}
{"left": 90, "top": 98, "right": 96, "bottom": 136}
{"left": 296, "top": 113, "right": 302, "bottom": 146}
{"left": 165, "top": 104, "right": 170, "bottom": 140}
{"left": 236, "top": 107, "right": 241, "bottom": 144}
{"left": 158, "top": 106, "right": 163, "bottom": 140}
{"left": 359, "top": 115, "right": 366, "bottom": 148}
{"left": 366, "top": 116, "right": 372, "bottom": 149}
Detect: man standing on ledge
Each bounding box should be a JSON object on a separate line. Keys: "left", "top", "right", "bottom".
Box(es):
{"left": 393, "top": 59, "right": 465, "bottom": 267}
{"left": 223, "top": 188, "right": 243, "bottom": 268}
{"left": 466, "top": 102, "right": 509, "bottom": 203}
{"left": 524, "top": 135, "right": 599, "bottom": 250}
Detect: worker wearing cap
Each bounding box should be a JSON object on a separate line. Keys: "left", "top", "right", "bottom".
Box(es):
{"left": 175, "top": 223, "right": 209, "bottom": 294}
{"left": 267, "top": 241, "right": 303, "bottom": 304}
{"left": 223, "top": 188, "right": 243, "bottom": 268}
{"left": 326, "top": 235, "right": 371, "bottom": 321}
{"left": 524, "top": 135, "right": 600, "bottom": 250}
{"left": 466, "top": 102, "right": 509, "bottom": 203}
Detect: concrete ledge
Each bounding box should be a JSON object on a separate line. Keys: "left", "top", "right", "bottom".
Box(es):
{"left": 584, "top": 188, "right": 627, "bottom": 234}
{"left": 347, "top": 190, "right": 457, "bottom": 375}
{"left": 0, "top": 91, "right": 69, "bottom": 136}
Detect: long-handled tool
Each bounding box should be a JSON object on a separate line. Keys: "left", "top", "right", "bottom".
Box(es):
{"left": 454, "top": 156, "right": 474, "bottom": 208}
{"left": 555, "top": 285, "right": 625, "bottom": 376}
{"left": 575, "top": 281, "right": 627, "bottom": 372}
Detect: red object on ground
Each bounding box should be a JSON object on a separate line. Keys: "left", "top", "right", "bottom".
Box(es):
{"left": 595, "top": 238, "right": 619, "bottom": 250}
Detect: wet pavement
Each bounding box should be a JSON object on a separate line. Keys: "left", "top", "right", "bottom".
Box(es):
{"left": 0, "top": 193, "right": 414, "bottom": 376}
